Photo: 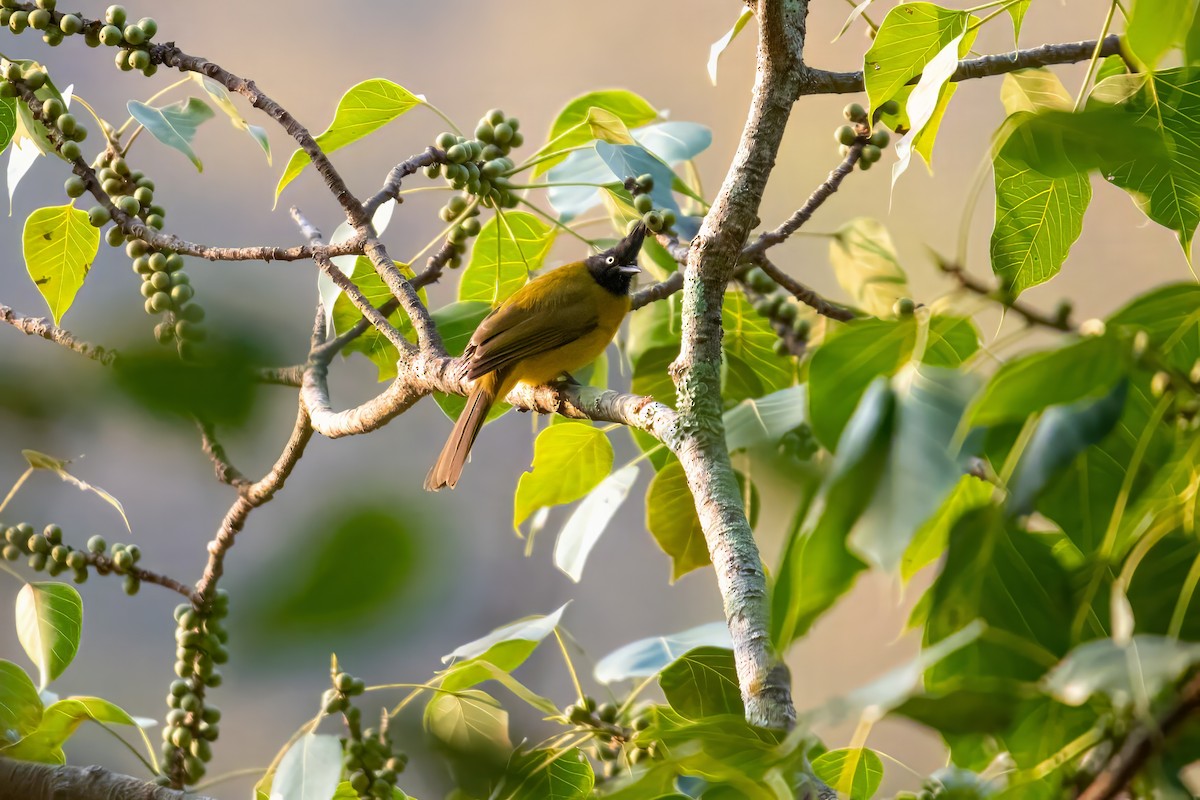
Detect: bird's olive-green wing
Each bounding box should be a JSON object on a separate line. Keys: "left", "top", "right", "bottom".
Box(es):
{"left": 465, "top": 290, "right": 599, "bottom": 380}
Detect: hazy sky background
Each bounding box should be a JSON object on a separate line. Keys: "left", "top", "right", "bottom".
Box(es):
{"left": 0, "top": 2, "right": 1190, "bottom": 797}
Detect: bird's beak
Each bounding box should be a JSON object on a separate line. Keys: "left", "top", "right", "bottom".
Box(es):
{"left": 617, "top": 264, "right": 641, "bottom": 275}
{"left": 611, "top": 221, "right": 648, "bottom": 266}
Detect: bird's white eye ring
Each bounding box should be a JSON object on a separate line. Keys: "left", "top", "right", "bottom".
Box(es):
{"left": 605, "top": 256, "right": 616, "bottom": 265}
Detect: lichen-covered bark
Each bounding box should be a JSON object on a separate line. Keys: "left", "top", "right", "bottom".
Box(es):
{"left": 669, "top": 0, "right": 809, "bottom": 730}
{"left": 0, "top": 758, "right": 213, "bottom": 800}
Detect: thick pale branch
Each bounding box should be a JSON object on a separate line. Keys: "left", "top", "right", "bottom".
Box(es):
{"left": 0, "top": 304, "right": 117, "bottom": 365}
{"left": 804, "top": 35, "right": 1122, "bottom": 94}
{"left": 0, "top": 758, "right": 211, "bottom": 800}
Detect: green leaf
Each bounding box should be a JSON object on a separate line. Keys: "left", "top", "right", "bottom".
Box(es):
{"left": 1090, "top": 69, "right": 1200, "bottom": 257}
{"left": 991, "top": 74, "right": 1091, "bottom": 295}
{"left": 1107, "top": 283, "right": 1200, "bottom": 372}
{"left": 925, "top": 507, "right": 1073, "bottom": 689}
{"left": 553, "top": 464, "right": 639, "bottom": 583}
{"left": 21, "top": 450, "right": 130, "bottom": 532}
{"left": 1007, "top": 380, "right": 1129, "bottom": 516}
{"left": 332, "top": 257, "right": 423, "bottom": 381}
{"left": 1007, "top": 0, "right": 1031, "bottom": 42}
{"left": 646, "top": 461, "right": 757, "bottom": 582}
{"left": 0, "top": 660, "right": 43, "bottom": 745}
{"left": 441, "top": 603, "right": 567, "bottom": 693}
{"left": 659, "top": 647, "right": 743, "bottom": 719}
{"left": 190, "top": 74, "right": 271, "bottom": 163}
{"left": 721, "top": 290, "right": 796, "bottom": 406}
{"left": 22, "top": 204, "right": 101, "bottom": 325}
{"left": 891, "top": 26, "right": 975, "bottom": 183}
{"left": 594, "top": 622, "right": 731, "bottom": 684}
{"left": 459, "top": 212, "right": 557, "bottom": 305}
{"left": 270, "top": 733, "right": 342, "bottom": 800}
{"left": 1127, "top": 0, "right": 1194, "bottom": 68}
{"left": 424, "top": 689, "right": 511, "bottom": 754}
{"left": 807, "top": 318, "right": 914, "bottom": 449}
{"left": 1001, "top": 69, "right": 1074, "bottom": 115}
{"left": 902, "top": 475, "right": 993, "bottom": 582}
{"left": 997, "top": 106, "right": 1170, "bottom": 179}
{"left": 9, "top": 62, "right": 67, "bottom": 158}
{"left": 513, "top": 424, "right": 613, "bottom": 529}
{"left": 969, "top": 334, "right": 1126, "bottom": 426}
{"left": 1, "top": 696, "right": 137, "bottom": 763}
{"left": 275, "top": 79, "right": 420, "bottom": 200}
{"left": 811, "top": 748, "right": 884, "bottom": 800}
{"left": 0, "top": 97, "right": 16, "bottom": 157}
{"left": 708, "top": 8, "right": 754, "bottom": 85}
{"left": 722, "top": 385, "right": 807, "bottom": 453}
{"left": 891, "top": 680, "right": 1026, "bottom": 735}
{"left": 1043, "top": 635, "right": 1200, "bottom": 709}
{"left": 505, "top": 747, "right": 594, "bottom": 800}
{"left": 848, "top": 366, "right": 978, "bottom": 573}
{"left": 828, "top": 218, "right": 910, "bottom": 318}
{"left": 537, "top": 90, "right": 659, "bottom": 176}
{"left": 126, "top": 98, "right": 215, "bottom": 171}
{"left": 773, "top": 381, "right": 894, "bottom": 648}
{"left": 863, "top": 3, "right": 968, "bottom": 113}
{"left": 15, "top": 582, "right": 81, "bottom": 690}
{"left": 241, "top": 506, "right": 420, "bottom": 644}
{"left": 923, "top": 315, "right": 982, "bottom": 367}
{"left": 595, "top": 142, "right": 682, "bottom": 220}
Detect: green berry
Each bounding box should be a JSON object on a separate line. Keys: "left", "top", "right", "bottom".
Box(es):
{"left": 102, "top": 179, "right": 124, "bottom": 196}
{"left": 435, "top": 131, "right": 456, "bottom": 150}
{"left": 146, "top": 213, "right": 164, "bottom": 229}
{"left": 41, "top": 98, "right": 62, "bottom": 120}
{"left": 88, "top": 206, "right": 111, "bottom": 226}
{"left": 170, "top": 271, "right": 189, "bottom": 287}
{"left": 880, "top": 99, "right": 901, "bottom": 116}
{"left": 643, "top": 210, "right": 663, "bottom": 232}
{"left": 28, "top": 552, "right": 47, "bottom": 571}
{"left": 64, "top": 175, "right": 86, "bottom": 198}
{"left": 115, "top": 49, "right": 132, "bottom": 71}
{"left": 180, "top": 304, "right": 205, "bottom": 323}
{"left": 165, "top": 253, "right": 184, "bottom": 272}
{"left": 869, "top": 129, "right": 891, "bottom": 148}
{"left": 51, "top": 544, "right": 70, "bottom": 563}
{"left": 858, "top": 158, "right": 872, "bottom": 171}
{"left": 66, "top": 550, "right": 87, "bottom": 570}
{"left": 128, "top": 49, "right": 149, "bottom": 71}
{"left": 836, "top": 125, "right": 858, "bottom": 146}
{"left": 633, "top": 193, "right": 653, "bottom": 213}
{"left": 843, "top": 102, "right": 867, "bottom": 123}
{"left": 99, "top": 23, "right": 122, "bottom": 45}
{"left": 36, "top": 0, "right": 55, "bottom": 8}
{"left": 894, "top": 297, "right": 915, "bottom": 316}
{"left": 113, "top": 548, "right": 134, "bottom": 570}
{"left": 862, "top": 144, "right": 882, "bottom": 163}
{"left": 170, "top": 284, "right": 194, "bottom": 304}
{"left": 83, "top": 27, "right": 100, "bottom": 46}
{"left": 3, "top": 544, "right": 20, "bottom": 561}
{"left": 104, "top": 4, "right": 126, "bottom": 26}
{"left": 42, "top": 27, "right": 63, "bottom": 45}
{"left": 60, "top": 141, "right": 80, "bottom": 161}
{"left": 140, "top": 280, "right": 157, "bottom": 299}
{"left": 8, "top": 10, "right": 27, "bottom": 31}
{"left": 59, "top": 14, "right": 82, "bottom": 35}
{"left": 133, "top": 186, "right": 153, "bottom": 206}
{"left": 137, "top": 17, "right": 156, "bottom": 38}
{"left": 23, "top": 68, "right": 46, "bottom": 90}
{"left": 122, "top": 24, "right": 144, "bottom": 44}
{"left": 492, "top": 122, "right": 513, "bottom": 145}
{"left": 117, "top": 195, "right": 140, "bottom": 216}
{"left": 69, "top": 126, "right": 87, "bottom": 143}
{"left": 150, "top": 271, "right": 171, "bottom": 290}
{"left": 105, "top": 226, "right": 125, "bottom": 247}
{"left": 636, "top": 173, "right": 655, "bottom": 192}
{"left": 487, "top": 108, "right": 505, "bottom": 125}
{"left": 28, "top": 9, "right": 50, "bottom": 29}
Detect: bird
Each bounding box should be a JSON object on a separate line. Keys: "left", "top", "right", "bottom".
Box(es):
{"left": 425, "top": 222, "right": 647, "bottom": 491}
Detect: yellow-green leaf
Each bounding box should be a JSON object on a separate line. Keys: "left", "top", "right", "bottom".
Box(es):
{"left": 829, "top": 217, "right": 910, "bottom": 318}
{"left": 331, "top": 256, "right": 422, "bottom": 381}
{"left": 1001, "top": 69, "right": 1073, "bottom": 115}
{"left": 513, "top": 424, "right": 613, "bottom": 530}
{"left": 423, "top": 689, "right": 511, "bottom": 754}
{"left": 22, "top": 204, "right": 100, "bottom": 324}
{"left": 15, "top": 583, "right": 81, "bottom": 690}
{"left": 812, "top": 748, "right": 884, "bottom": 799}
{"left": 190, "top": 73, "right": 271, "bottom": 163}
{"left": 275, "top": 79, "right": 421, "bottom": 201}
{"left": 863, "top": 3, "right": 968, "bottom": 114}
{"left": 459, "top": 211, "right": 557, "bottom": 305}
{"left": 536, "top": 90, "right": 658, "bottom": 176}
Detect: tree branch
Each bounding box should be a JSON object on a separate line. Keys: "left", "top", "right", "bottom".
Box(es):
{"left": 754, "top": 256, "right": 856, "bottom": 322}
{"left": 668, "top": 0, "right": 809, "bottom": 731}
{"left": 803, "top": 35, "right": 1123, "bottom": 95}
{"left": 1078, "top": 671, "right": 1200, "bottom": 800}
{"left": 196, "top": 419, "right": 250, "bottom": 490}
{"left": 363, "top": 147, "right": 447, "bottom": 218}
{"left": 0, "top": 304, "right": 117, "bottom": 365}
{"left": 0, "top": 758, "right": 213, "bottom": 800}
{"left": 939, "top": 260, "right": 1074, "bottom": 331}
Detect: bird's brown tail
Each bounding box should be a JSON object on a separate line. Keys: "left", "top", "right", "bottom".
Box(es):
{"left": 424, "top": 373, "right": 498, "bottom": 491}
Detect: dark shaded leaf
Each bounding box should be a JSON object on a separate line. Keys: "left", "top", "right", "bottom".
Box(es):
{"left": 659, "top": 647, "right": 743, "bottom": 719}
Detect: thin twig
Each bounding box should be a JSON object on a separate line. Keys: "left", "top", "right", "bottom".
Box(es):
{"left": 940, "top": 260, "right": 1074, "bottom": 331}
{"left": 0, "top": 305, "right": 117, "bottom": 365}
{"left": 755, "top": 256, "right": 856, "bottom": 322}
{"left": 363, "top": 147, "right": 446, "bottom": 218}
{"left": 196, "top": 420, "right": 250, "bottom": 490}
{"left": 804, "top": 35, "right": 1123, "bottom": 94}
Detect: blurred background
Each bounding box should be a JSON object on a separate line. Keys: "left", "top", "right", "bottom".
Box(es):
{"left": 0, "top": 1, "right": 1192, "bottom": 797}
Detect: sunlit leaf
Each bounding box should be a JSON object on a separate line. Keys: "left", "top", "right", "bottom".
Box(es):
{"left": 707, "top": 8, "right": 754, "bottom": 85}
{"left": 863, "top": 3, "right": 968, "bottom": 114}
{"left": 722, "top": 290, "right": 797, "bottom": 406}
{"left": 1127, "top": 0, "right": 1193, "bottom": 67}
{"left": 275, "top": 79, "right": 421, "bottom": 200}
{"left": 537, "top": 90, "right": 659, "bottom": 176}
{"left": 424, "top": 689, "right": 511, "bottom": 754}
{"left": 554, "top": 464, "right": 639, "bottom": 582}
{"left": 812, "top": 748, "right": 884, "bottom": 800}
{"left": 1107, "top": 282, "right": 1200, "bottom": 372}
{"left": 15, "top": 583, "right": 81, "bottom": 690}
{"left": 1, "top": 696, "right": 138, "bottom": 763}
{"left": 0, "top": 660, "right": 43, "bottom": 744}
{"left": 659, "top": 647, "right": 743, "bottom": 719}
{"left": 459, "top": 211, "right": 556, "bottom": 305}
{"left": 191, "top": 74, "right": 271, "bottom": 163}
{"left": 331, "top": 256, "right": 421, "bottom": 381}
{"left": 270, "top": 733, "right": 342, "bottom": 800}
{"left": 594, "top": 622, "right": 731, "bottom": 684}
{"left": 0, "top": 97, "right": 16, "bottom": 158}
{"left": 828, "top": 218, "right": 910, "bottom": 318}
{"left": 22, "top": 204, "right": 100, "bottom": 324}
{"left": 8, "top": 84, "right": 71, "bottom": 210}
{"left": 513, "top": 424, "right": 613, "bottom": 529}
{"left": 127, "top": 98, "right": 215, "bottom": 171}
{"left": 505, "top": 747, "right": 594, "bottom": 800}
{"left": 21, "top": 450, "right": 130, "bottom": 532}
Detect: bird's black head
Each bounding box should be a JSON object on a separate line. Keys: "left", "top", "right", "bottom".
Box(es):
{"left": 585, "top": 222, "right": 646, "bottom": 296}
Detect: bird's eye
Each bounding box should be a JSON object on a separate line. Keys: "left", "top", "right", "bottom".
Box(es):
{"left": 605, "top": 256, "right": 616, "bottom": 266}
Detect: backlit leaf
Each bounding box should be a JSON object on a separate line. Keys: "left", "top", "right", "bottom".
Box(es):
{"left": 707, "top": 8, "right": 754, "bottom": 85}
{"left": 594, "top": 622, "right": 731, "bottom": 684}
{"left": 459, "top": 211, "right": 556, "bottom": 304}
{"left": 537, "top": 90, "right": 658, "bottom": 176}
{"left": 812, "top": 748, "right": 884, "bottom": 800}
{"left": 270, "top": 733, "right": 341, "bottom": 800}
{"left": 513, "top": 424, "right": 613, "bottom": 529}
{"left": 554, "top": 464, "right": 639, "bottom": 582}
{"left": 22, "top": 204, "right": 100, "bottom": 324}
{"left": 659, "top": 647, "right": 743, "bottom": 719}
{"left": 15, "top": 583, "right": 81, "bottom": 690}
{"left": 829, "top": 218, "right": 910, "bottom": 318}
{"left": 126, "top": 97, "right": 215, "bottom": 171}
{"left": 863, "top": 3, "right": 968, "bottom": 113}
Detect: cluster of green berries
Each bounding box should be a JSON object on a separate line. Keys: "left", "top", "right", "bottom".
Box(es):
{"left": 424, "top": 109, "right": 523, "bottom": 210}
{"left": 80, "top": 151, "right": 164, "bottom": 234}
{"left": 324, "top": 672, "right": 408, "bottom": 800}
{"left": 625, "top": 173, "right": 676, "bottom": 234}
{"left": 742, "top": 267, "right": 810, "bottom": 353}
{"left": 564, "top": 696, "right": 660, "bottom": 777}
{"left": 2, "top": 524, "right": 145, "bottom": 592}
{"left": 435, "top": 193, "right": 482, "bottom": 269}
{"left": 835, "top": 102, "right": 896, "bottom": 171}
{"left": 0, "top": 62, "right": 88, "bottom": 157}
{"left": 128, "top": 239, "right": 207, "bottom": 358}
{"left": 161, "top": 593, "right": 229, "bottom": 785}
{"left": 1, "top": 0, "right": 83, "bottom": 48}
{"left": 89, "top": 5, "right": 158, "bottom": 76}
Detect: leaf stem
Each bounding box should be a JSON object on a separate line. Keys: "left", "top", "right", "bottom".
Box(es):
{"left": 554, "top": 628, "right": 587, "bottom": 703}
{"left": 420, "top": 100, "right": 463, "bottom": 137}
{"left": 1073, "top": 0, "right": 1118, "bottom": 112}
